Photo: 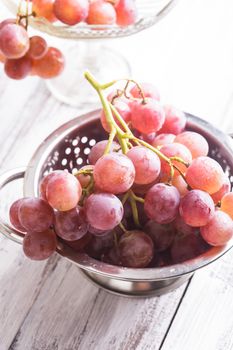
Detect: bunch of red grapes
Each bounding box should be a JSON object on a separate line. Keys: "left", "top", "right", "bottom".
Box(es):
{"left": 0, "top": 17, "right": 64, "bottom": 80}
{"left": 8, "top": 73, "right": 233, "bottom": 268}
{"left": 33, "top": 0, "right": 137, "bottom": 26}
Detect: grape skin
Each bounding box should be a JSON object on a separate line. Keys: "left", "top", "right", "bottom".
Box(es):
{"left": 93, "top": 153, "right": 135, "bottom": 194}
{"left": 84, "top": 193, "right": 123, "bottom": 231}
{"left": 115, "top": 0, "right": 137, "bottom": 26}
{"left": 144, "top": 220, "right": 175, "bottom": 252}
{"left": 152, "top": 133, "right": 175, "bottom": 148}
{"left": 5, "top": 56, "right": 32, "bottom": 80}
{"left": 127, "top": 146, "right": 161, "bottom": 185}
{"left": 172, "top": 175, "right": 188, "bottom": 197}
{"left": 88, "top": 140, "right": 118, "bottom": 165}
{"left": 118, "top": 230, "right": 154, "bottom": 268}
{"left": 144, "top": 183, "right": 180, "bottom": 224}
{"left": 86, "top": 0, "right": 116, "bottom": 25}
{"left": 130, "top": 82, "right": 160, "bottom": 101}
{"left": 221, "top": 192, "right": 233, "bottom": 219}
{"left": 54, "top": 0, "right": 89, "bottom": 25}
{"left": 211, "top": 175, "right": 230, "bottom": 204}
{"left": 46, "top": 171, "right": 82, "bottom": 211}
{"left": 158, "top": 105, "right": 186, "bottom": 135}
{"left": 0, "top": 24, "right": 29, "bottom": 59}
{"left": 186, "top": 156, "right": 225, "bottom": 194}
{"left": 100, "top": 99, "right": 131, "bottom": 132}
{"left": 171, "top": 234, "right": 207, "bottom": 264}
{"left": 76, "top": 165, "right": 94, "bottom": 188}
{"left": 28, "top": 36, "right": 48, "bottom": 60}
{"left": 40, "top": 170, "right": 64, "bottom": 201}
{"left": 23, "top": 229, "right": 57, "bottom": 260}
{"left": 55, "top": 206, "right": 88, "bottom": 241}
{"left": 174, "top": 131, "right": 209, "bottom": 159}
{"left": 9, "top": 199, "right": 26, "bottom": 232}
{"left": 33, "top": 47, "right": 65, "bottom": 79}
{"left": 200, "top": 211, "right": 233, "bottom": 246}
{"left": 18, "top": 198, "right": 54, "bottom": 232}
{"left": 32, "top": 0, "right": 57, "bottom": 22}
{"left": 160, "top": 143, "right": 192, "bottom": 178}
{"left": 173, "top": 214, "right": 197, "bottom": 237}
{"left": 179, "top": 190, "right": 215, "bottom": 227}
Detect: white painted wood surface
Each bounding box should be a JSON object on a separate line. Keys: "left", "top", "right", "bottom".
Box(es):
{"left": 1, "top": 1, "right": 233, "bottom": 349}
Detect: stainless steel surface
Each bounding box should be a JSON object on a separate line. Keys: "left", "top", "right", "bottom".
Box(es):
{"left": 1, "top": 110, "right": 233, "bottom": 296}
{"left": 3, "top": 0, "right": 179, "bottom": 39}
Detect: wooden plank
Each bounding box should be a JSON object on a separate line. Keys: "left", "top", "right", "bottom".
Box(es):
{"left": 161, "top": 248, "right": 233, "bottom": 350}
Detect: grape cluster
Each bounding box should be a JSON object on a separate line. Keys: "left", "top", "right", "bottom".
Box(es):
{"left": 0, "top": 17, "right": 64, "bottom": 80}
{"left": 33, "top": 0, "right": 137, "bottom": 26}
{"left": 8, "top": 72, "right": 233, "bottom": 268}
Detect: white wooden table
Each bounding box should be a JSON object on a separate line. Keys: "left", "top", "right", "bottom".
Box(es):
{"left": 1, "top": 1, "right": 233, "bottom": 349}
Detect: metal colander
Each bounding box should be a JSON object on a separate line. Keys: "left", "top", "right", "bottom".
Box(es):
{"left": 1, "top": 110, "right": 233, "bottom": 297}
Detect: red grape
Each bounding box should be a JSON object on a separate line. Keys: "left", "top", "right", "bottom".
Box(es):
{"left": 221, "top": 192, "right": 233, "bottom": 219}
{"left": 86, "top": 0, "right": 116, "bottom": 25}
{"left": 158, "top": 105, "right": 186, "bottom": 135}
{"left": 0, "top": 24, "right": 29, "bottom": 59}
{"left": 140, "top": 132, "right": 156, "bottom": 145}
{"left": 130, "top": 82, "right": 160, "bottom": 101}
{"left": 64, "top": 232, "right": 92, "bottom": 251}
{"left": 152, "top": 133, "right": 175, "bottom": 148}
{"left": 55, "top": 206, "right": 88, "bottom": 241}
{"left": 0, "top": 19, "right": 16, "bottom": 31}
{"left": 144, "top": 220, "right": 175, "bottom": 252}
{"left": 101, "top": 247, "right": 122, "bottom": 266}
{"left": 18, "top": 198, "right": 54, "bottom": 232}
{"left": 32, "top": 0, "right": 57, "bottom": 22}
{"left": 54, "top": 0, "right": 89, "bottom": 25}
{"left": 131, "top": 99, "right": 165, "bottom": 134}
{"left": 127, "top": 146, "right": 161, "bottom": 185}
{"left": 100, "top": 99, "right": 131, "bottom": 132}
{"left": 179, "top": 190, "right": 215, "bottom": 227}
{"left": 172, "top": 175, "right": 188, "bottom": 197}
{"left": 118, "top": 230, "right": 154, "bottom": 268}
{"left": 9, "top": 199, "right": 26, "bottom": 232}
{"left": 144, "top": 183, "right": 180, "bottom": 224}
{"left": 115, "top": 0, "right": 137, "bottom": 26}
{"left": 186, "top": 156, "right": 225, "bottom": 194}
{"left": 174, "top": 131, "right": 209, "bottom": 159}
{"left": 85, "top": 231, "right": 115, "bottom": 259}
{"left": 200, "top": 210, "right": 233, "bottom": 246}
{"left": 23, "top": 229, "right": 57, "bottom": 260}
{"left": 40, "top": 170, "right": 64, "bottom": 201}
{"left": 211, "top": 175, "right": 230, "bottom": 204}
{"left": 88, "top": 140, "right": 118, "bottom": 165}
{"left": 171, "top": 233, "right": 207, "bottom": 264}
{"left": 88, "top": 225, "right": 110, "bottom": 237}
{"left": 85, "top": 193, "right": 123, "bottom": 230}
{"left": 173, "top": 214, "right": 197, "bottom": 236}
{"left": 27, "top": 36, "right": 48, "bottom": 60}
{"left": 4, "top": 56, "right": 32, "bottom": 80}
{"left": 76, "top": 165, "right": 94, "bottom": 188}
{"left": 93, "top": 153, "right": 135, "bottom": 194}
{"left": 160, "top": 143, "right": 192, "bottom": 177}
{"left": 33, "top": 47, "right": 64, "bottom": 79}
{"left": 46, "top": 171, "right": 82, "bottom": 211}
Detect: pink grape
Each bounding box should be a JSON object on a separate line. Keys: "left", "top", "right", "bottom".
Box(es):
{"left": 32, "top": 0, "right": 57, "bottom": 22}
{"left": 186, "top": 156, "right": 225, "bottom": 194}
{"left": 144, "top": 220, "right": 175, "bottom": 252}
{"left": 85, "top": 231, "right": 115, "bottom": 259}
{"left": 115, "top": 0, "right": 137, "bottom": 26}
{"left": 23, "top": 229, "right": 57, "bottom": 260}
{"left": 102, "top": 247, "right": 122, "bottom": 266}
{"left": 221, "top": 192, "right": 233, "bottom": 220}
{"left": 88, "top": 140, "right": 118, "bottom": 165}
{"left": 130, "top": 82, "right": 160, "bottom": 101}
{"left": 173, "top": 214, "right": 198, "bottom": 236}
{"left": 88, "top": 225, "right": 110, "bottom": 237}
{"left": 171, "top": 234, "right": 207, "bottom": 264}
{"left": 131, "top": 99, "right": 165, "bottom": 134}
{"left": 64, "top": 232, "right": 92, "bottom": 251}
{"left": 55, "top": 206, "right": 88, "bottom": 241}
{"left": 54, "top": 0, "right": 89, "bottom": 25}
{"left": 18, "top": 198, "right": 54, "bottom": 232}
{"left": 132, "top": 180, "right": 158, "bottom": 196}
{"left": 40, "top": 170, "right": 64, "bottom": 200}
{"left": 84, "top": 193, "right": 123, "bottom": 230}
{"left": 9, "top": 199, "right": 26, "bottom": 232}
{"left": 4, "top": 56, "right": 32, "bottom": 80}
{"left": 172, "top": 175, "right": 188, "bottom": 197}
{"left": 0, "top": 24, "right": 29, "bottom": 59}
{"left": 93, "top": 153, "right": 135, "bottom": 194}
{"left": 33, "top": 47, "right": 64, "bottom": 79}
{"left": 174, "top": 131, "right": 209, "bottom": 159}
{"left": 144, "top": 183, "right": 180, "bottom": 224}
{"left": 179, "top": 190, "right": 215, "bottom": 227}
{"left": 127, "top": 146, "right": 161, "bottom": 185}
{"left": 200, "top": 211, "right": 233, "bottom": 246}
{"left": 140, "top": 132, "right": 156, "bottom": 145}
{"left": 46, "top": 171, "right": 82, "bottom": 211}
{"left": 211, "top": 175, "right": 230, "bottom": 204}
{"left": 152, "top": 133, "right": 175, "bottom": 148}
{"left": 0, "top": 19, "right": 16, "bottom": 31}
{"left": 76, "top": 165, "right": 94, "bottom": 188}
{"left": 118, "top": 230, "right": 154, "bottom": 268}
{"left": 86, "top": 0, "right": 116, "bottom": 25}
{"left": 158, "top": 105, "right": 186, "bottom": 135}
{"left": 160, "top": 143, "right": 192, "bottom": 177}
{"left": 100, "top": 99, "right": 131, "bottom": 132}
{"left": 27, "top": 36, "right": 48, "bottom": 59}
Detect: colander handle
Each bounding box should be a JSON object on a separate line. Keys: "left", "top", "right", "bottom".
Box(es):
{"left": 0, "top": 167, "right": 26, "bottom": 245}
